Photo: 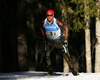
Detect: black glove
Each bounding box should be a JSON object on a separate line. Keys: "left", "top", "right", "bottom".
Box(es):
{"left": 42, "top": 38, "right": 46, "bottom": 44}
{"left": 64, "top": 40, "right": 68, "bottom": 47}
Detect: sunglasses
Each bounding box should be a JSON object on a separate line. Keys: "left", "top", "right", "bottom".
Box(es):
{"left": 47, "top": 15, "right": 53, "bottom": 17}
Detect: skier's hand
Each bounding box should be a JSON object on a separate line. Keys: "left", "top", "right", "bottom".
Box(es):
{"left": 64, "top": 40, "right": 68, "bottom": 47}
{"left": 43, "top": 38, "right": 46, "bottom": 44}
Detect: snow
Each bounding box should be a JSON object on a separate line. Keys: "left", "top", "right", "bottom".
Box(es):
{"left": 0, "top": 71, "right": 100, "bottom": 80}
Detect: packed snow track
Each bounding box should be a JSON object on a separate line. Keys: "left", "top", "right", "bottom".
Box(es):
{"left": 0, "top": 71, "right": 100, "bottom": 80}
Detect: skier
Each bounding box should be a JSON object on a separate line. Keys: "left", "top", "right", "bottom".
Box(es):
{"left": 40, "top": 9, "right": 79, "bottom": 76}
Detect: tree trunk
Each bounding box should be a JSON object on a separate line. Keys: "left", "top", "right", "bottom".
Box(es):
{"left": 85, "top": 28, "right": 92, "bottom": 72}
{"left": 63, "top": 59, "right": 69, "bottom": 72}
{"left": 84, "top": 0, "right": 92, "bottom": 72}
{"left": 60, "top": 0, "right": 69, "bottom": 72}
{"left": 0, "top": 1, "right": 2, "bottom": 71}
{"left": 0, "top": 0, "right": 18, "bottom": 72}
{"left": 18, "top": 35, "right": 28, "bottom": 71}
{"left": 0, "top": 27, "right": 2, "bottom": 72}
{"left": 95, "top": 0, "right": 100, "bottom": 72}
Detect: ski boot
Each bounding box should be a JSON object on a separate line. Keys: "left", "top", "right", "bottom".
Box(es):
{"left": 47, "top": 65, "right": 53, "bottom": 76}
{"left": 71, "top": 68, "right": 79, "bottom": 76}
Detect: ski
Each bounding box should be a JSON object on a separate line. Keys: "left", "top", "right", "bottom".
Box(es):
{"left": 43, "top": 72, "right": 69, "bottom": 76}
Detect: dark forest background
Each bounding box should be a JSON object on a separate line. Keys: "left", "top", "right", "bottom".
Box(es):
{"left": 0, "top": 0, "right": 87, "bottom": 73}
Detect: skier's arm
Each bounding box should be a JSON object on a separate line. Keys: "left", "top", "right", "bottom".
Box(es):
{"left": 40, "top": 27, "right": 46, "bottom": 44}
{"left": 63, "top": 25, "right": 68, "bottom": 47}
{"left": 63, "top": 25, "right": 68, "bottom": 40}
{"left": 40, "top": 20, "right": 46, "bottom": 44}
{"left": 40, "top": 26, "right": 45, "bottom": 38}
{"left": 56, "top": 20, "right": 68, "bottom": 47}
{"left": 56, "top": 20, "right": 68, "bottom": 40}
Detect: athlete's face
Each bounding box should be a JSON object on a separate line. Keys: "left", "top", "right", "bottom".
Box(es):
{"left": 47, "top": 13, "right": 54, "bottom": 22}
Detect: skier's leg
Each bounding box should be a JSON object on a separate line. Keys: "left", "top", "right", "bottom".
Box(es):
{"left": 61, "top": 45, "right": 79, "bottom": 76}
{"left": 45, "top": 45, "right": 54, "bottom": 75}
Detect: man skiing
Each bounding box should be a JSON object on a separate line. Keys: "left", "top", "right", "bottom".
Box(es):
{"left": 40, "top": 9, "right": 79, "bottom": 76}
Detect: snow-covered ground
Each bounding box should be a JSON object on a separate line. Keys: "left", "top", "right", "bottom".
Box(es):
{"left": 0, "top": 71, "right": 100, "bottom": 80}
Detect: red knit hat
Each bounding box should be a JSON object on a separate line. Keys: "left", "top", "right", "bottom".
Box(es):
{"left": 46, "top": 9, "right": 54, "bottom": 16}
